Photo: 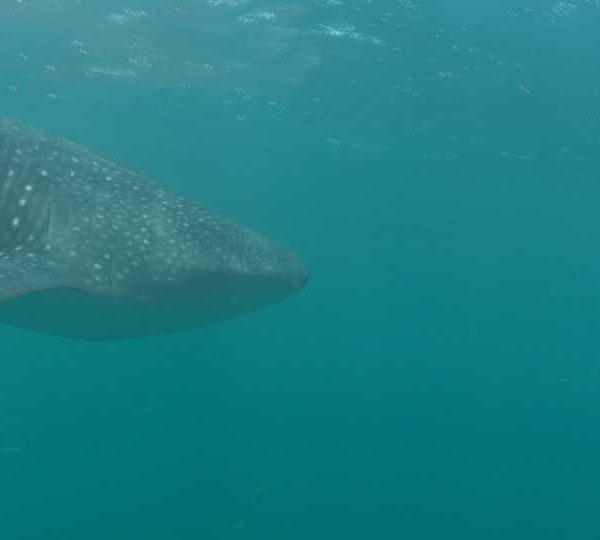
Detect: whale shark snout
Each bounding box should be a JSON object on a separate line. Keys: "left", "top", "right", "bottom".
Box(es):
{"left": 189, "top": 222, "right": 309, "bottom": 310}
{"left": 234, "top": 227, "right": 308, "bottom": 291}
{"left": 278, "top": 250, "right": 310, "bottom": 291}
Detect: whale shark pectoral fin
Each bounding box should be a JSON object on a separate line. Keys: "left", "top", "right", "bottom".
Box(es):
{"left": 0, "top": 253, "right": 71, "bottom": 303}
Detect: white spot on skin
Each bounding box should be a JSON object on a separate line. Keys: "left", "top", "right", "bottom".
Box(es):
{"left": 11, "top": 217, "right": 20, "bottom": 228}
{"left": 18, "top": 199, "right": 26, "bottom": 207}
{"left": 25, "top": 185, "right": 32, "bottom": 191}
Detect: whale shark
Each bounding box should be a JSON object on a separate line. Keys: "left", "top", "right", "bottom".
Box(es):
{"left": 0, "top": 118, "right": 308, "bottom": 340}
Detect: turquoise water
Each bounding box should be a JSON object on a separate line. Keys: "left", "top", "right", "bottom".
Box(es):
{"left": 2, "top": 1, "right": 600, "bottom": 538}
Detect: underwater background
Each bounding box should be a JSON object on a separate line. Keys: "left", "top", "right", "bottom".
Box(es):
{"left": 1, "top": 0, "right": 600, "bottom": 538}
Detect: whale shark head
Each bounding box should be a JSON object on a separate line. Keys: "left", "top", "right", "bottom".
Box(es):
{"left": 0, "top": 119, "right": 309, "bottom": 340}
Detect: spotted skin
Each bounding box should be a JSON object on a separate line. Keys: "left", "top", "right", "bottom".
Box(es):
{"left": 0, "top": 119, "right": 308, "bottom": 340}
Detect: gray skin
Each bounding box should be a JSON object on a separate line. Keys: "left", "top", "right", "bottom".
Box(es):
{"left": 0, "top": 119, "right": 308, "bottom": 340}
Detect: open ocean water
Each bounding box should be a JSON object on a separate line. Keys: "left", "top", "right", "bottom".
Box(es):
{"left": 1, "top": 0, "right": 600, "bottom": 538}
